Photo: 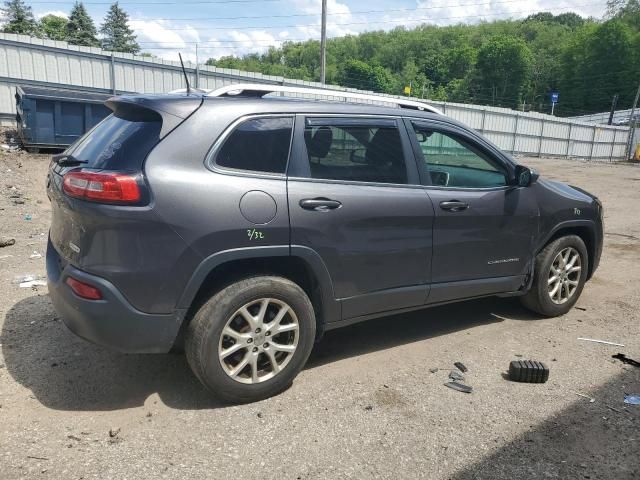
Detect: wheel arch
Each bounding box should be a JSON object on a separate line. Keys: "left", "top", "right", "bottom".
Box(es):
{"left": 536, "top": 220, "right": 597, "bottom": 280}
{"left": 176, "top": 246, "right": 339, "bottom": 339}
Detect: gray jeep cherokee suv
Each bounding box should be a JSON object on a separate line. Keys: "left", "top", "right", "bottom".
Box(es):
{"left": 46, "top": 85, "right": 603, "bottom": 403}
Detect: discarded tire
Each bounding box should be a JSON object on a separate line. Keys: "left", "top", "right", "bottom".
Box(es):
{"left": 508, "top": 360, "right": 549, "bottom": 383}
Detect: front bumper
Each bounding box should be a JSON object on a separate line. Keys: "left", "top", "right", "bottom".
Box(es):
{"left": 47, "top": 238, "right": 184, "bottom": 353}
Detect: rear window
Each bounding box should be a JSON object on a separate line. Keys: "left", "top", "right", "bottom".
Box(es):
{"left": 66, "top": 113, "right": 161, "bottom": 170}
{"left": 215, "top": 116, "right": 293, "bottom": 174}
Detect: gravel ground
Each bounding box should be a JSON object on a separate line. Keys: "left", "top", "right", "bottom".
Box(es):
{"left": 0, "top": 140, "right": 639, "bottom": 479}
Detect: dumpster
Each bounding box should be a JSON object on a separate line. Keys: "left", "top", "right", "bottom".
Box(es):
{"left": 15, "top": 85, "right": 112, "bottom": 151}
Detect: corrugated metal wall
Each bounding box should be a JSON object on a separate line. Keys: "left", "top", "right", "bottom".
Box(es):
{"left": 568, "top": 108, "right": 636, "bottom": 126}
{"left": 0, "top": 32, "right": 630, "bottom": 160}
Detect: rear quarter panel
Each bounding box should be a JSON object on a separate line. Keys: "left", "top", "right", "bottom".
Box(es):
{"left": 143, "top": 103, "right": 291, "bottom": 307}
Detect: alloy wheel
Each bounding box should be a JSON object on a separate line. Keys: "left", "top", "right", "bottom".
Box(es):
{"left": 218, "top": 298, "right": 299, "bottom": 384}
{"left": 547, "top": 246, "right": 582, "bottom": 305}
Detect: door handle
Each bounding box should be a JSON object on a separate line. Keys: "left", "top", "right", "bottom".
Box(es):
{"left": 299, "top": 198, "right": 342, "bottom": 211}
{"left": 439, "top": 200, "right": 469, "bottom": 212}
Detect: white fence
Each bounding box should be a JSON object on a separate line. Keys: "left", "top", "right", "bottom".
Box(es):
{"left": 0, "top": 32, "right": 630, "bottom": 161}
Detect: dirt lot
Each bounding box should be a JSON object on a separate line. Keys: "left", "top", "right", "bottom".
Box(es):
{"left": 0, "top": 141, "right": 638, "bottom": 479}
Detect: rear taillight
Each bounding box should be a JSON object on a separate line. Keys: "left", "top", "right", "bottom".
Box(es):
{"left": 63, "top": 170, "right": 141, "bottom": 204}
{"left": 65, "top": 277, "right": 103, "bottom": 300}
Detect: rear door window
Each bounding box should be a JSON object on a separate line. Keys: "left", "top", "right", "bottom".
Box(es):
{"left": 66, "top": 112, "right": 161, "bottom": 170}
{"left": 215, "top": 116, "right": 293, "bottom": 174}
{"left": 302, "top": 118, "right": 408, "bottom": 185}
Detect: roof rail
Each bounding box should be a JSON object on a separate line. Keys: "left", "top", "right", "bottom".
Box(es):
{"left": 206, "top": 83, "right": 443, "bottom": 115}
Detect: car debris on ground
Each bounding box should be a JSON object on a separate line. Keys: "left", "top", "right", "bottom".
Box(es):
{"left": 623, "top": 395, "right": 640, "bottom": 405}
{"left": 13, "top": 274, "right": 47, "bottom": 288}
{"left": 578, "top": 337, "right": 625, "bottom": 347}
{"left": 508, "top": 360, "right": 550, "bottom": 383}
{"left": 612, "top": 353, "right": 640, "bottom": 368}
{"left": 0, "top": 236, "right": 15, "bottom": 247}
{"left": 454, "top": 362, "right": 468, "bottom": 373}
{"left": 443, "top": 362, "right": 473, "bottom": 393}
{"left": 444, "top": 381, "right": 473, "bottom": 394}
{"left": 574, "top": 392, "right": 596, "bottom": 403}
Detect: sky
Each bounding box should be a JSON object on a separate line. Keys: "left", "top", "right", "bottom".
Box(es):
{"left": 27, "top": 0, "right": 609, "bottom": 62}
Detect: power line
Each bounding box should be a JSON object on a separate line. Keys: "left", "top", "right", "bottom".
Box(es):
{"left": 124, "top": 2, "right": 604, "bottom": 32}
{"left": 124, "top": 0, "right": 562, "bottom": 22}
{"left": 29, "top": 0, "right": 284, "bottom": 4}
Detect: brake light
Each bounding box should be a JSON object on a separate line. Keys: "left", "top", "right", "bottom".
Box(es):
{"left": 63, "top": 170, "right": 141, "bottom": 203}
{"left": 65, "top": 277, "right": 103, "bottom": 300}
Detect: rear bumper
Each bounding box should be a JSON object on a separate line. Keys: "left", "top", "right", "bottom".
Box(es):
{"left": 46, "top": 238, "right": 185, "bottom": 353}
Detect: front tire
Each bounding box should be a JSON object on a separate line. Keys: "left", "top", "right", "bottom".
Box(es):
{"left": 520, "top": 235, "right": 588, "bottom": 317}
{"left": 185, "top": 276, "right": 316, "bottom": 403}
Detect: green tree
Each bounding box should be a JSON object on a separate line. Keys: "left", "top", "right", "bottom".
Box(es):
{"left": 559, "top": 20, "right": 637, "bottom": 114}
{"left": 607, "top": 0, "right": 640, "bottom": 26}
{"left": 100, "top": 2, "right": 138, "bottom": 53}
{"left": 39, "top": 14, "right": 68, "bottom": 41}
{"left": 202, "top": 8, "right": 639, "bottom": 115}
{"left": 1, "top": 0, "right": 38, "bottom": 35}
{"left": 338, "top": 59, "right": 394, "bottom": 93}
{"left": 446, "top": 46, "right": 476, "bottom": 80}
{"left": 553, "top": 13, "right": 586, "bottom": 29}
{"left": 525, "top": 12, "right": 585, "bottom": 29}
{"left": 66, "top": 1, "right": 99, "bottom": 47}
{"left": 476, "top": 35, "right": 532, "bottom": 107}
{"left": 399, "top": 59, "right": 420, "bottom": 95}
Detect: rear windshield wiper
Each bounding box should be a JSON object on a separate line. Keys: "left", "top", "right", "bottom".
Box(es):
{"left": 53, "top": 153, "right": 88, "bottom": 166}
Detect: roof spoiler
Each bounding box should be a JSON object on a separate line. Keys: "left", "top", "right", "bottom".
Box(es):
{"left": 105, "top": 95, "right": 203, "bottom": 138}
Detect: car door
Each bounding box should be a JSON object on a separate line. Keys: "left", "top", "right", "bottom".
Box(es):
{"left": 287, "top": 115, "right": 435, "bottom": 321}
{"left": 405, "top": 119, "right": 539, "bottom": 304}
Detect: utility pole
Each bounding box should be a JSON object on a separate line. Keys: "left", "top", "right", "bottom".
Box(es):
{"left": 320, "top": 0, "right": 327, "bottom": 85}
{"left": 626, "top": 83, "right": 640, "bottom": 160}
{"left": 607, "top": 94, "right": 619, "bottom": 125}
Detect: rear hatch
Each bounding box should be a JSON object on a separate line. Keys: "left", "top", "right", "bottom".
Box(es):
{"left": 47, "top": 94, "right": 202, "bottom": 266}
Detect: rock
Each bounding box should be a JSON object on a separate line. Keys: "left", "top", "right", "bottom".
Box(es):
{"left": 108, "top": 427, "right": 121, "bottom": 438}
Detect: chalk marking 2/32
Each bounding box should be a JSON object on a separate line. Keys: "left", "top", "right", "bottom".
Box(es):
{"left": 247, "top": 228, "right": 265, "bottom": 241}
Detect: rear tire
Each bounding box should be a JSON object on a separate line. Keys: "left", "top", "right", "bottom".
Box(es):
{"left": 520, "top": 235, "right": 588, "bottom": 317}
{"left": 185, "top": 276, "right": 316, "bottom": 403}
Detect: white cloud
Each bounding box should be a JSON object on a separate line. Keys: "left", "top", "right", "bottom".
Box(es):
{"left": 127, "top": 0, "right": 609, "bottom": 62}
{"left": 130, "top": 17, "right": 288, "bottom": 61}
{"left": 201, "top": 30, "right": 283, "bottom": 59}
{"left": 292, "top": 0, "right": 355, "bottom": 39}
{"left": 130, "top": 19, "right": 200, "bottom": 62}
{"left": 408, "top": 0, "right": 605, "bottom": 26}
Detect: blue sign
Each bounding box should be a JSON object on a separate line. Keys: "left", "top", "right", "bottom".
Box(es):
{"left": 551, "top": 91, "right": 559, "bottom": 104}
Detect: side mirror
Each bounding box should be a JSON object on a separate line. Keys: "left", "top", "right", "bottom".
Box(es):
{"left": 414, "top": 131, "right": 433, "bottom": 143}
{"left": 350, "top": 148, "right": 366, "bottom": 164}
{"left": 514, "top": 165, "right": 538, "bottom": 187}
